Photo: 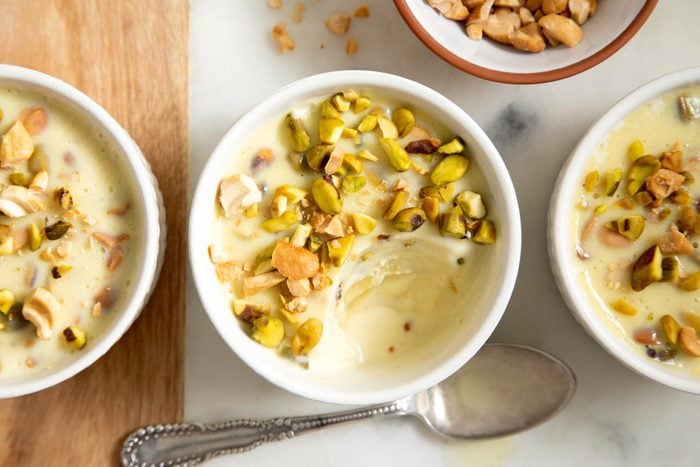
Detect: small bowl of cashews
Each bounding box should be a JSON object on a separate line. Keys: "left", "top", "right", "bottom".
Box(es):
{"left": 394, "top": 0, "right": 658, "bottom": 84}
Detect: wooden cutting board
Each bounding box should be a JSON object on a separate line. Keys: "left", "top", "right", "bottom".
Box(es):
{"left": 0, "top": 1, "right": 188, "bottom": 465}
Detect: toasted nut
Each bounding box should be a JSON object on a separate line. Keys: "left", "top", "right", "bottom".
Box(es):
{"left": 342, "top": 175, "right": 367, "bottom": 194}
{"left": 568, "top": 0, "right": 591, "bottom": 24}
{"left": 285, "top": 114, "right": 311, "bottom": 152}
{"left": 628, "top": 140, "right": 645, "bottom": 161}
{"left": 243, "top": 271, "right": 286, "bottom": 297}
{"left": 22, "top": 108, "right": 48, "bottom": 135}
{"left": 286, "top": 278, "right": 311, "bottom": 297}
{"left": 682, "top": 311, "right": 700, "bottom": 332}
{"left": 405, "top": 139, "right": 440, "bottom": 155}
{"left": 319, "top": 118, "right": 345, "bottom": 144}
{"left": 1, "top": 121, "right": 34, "bottom": 169}
{"left": 0, "top": 185, "right": 48, "bottom": 217}
{"left": 254, "top": 259, "right": 274, "bottom": 276}
{"left": 660, "top": 256, "right": 680, "bottom": 283}
{"left": 526, "top": 0, "right": 542, "bottom": 9}
{"left": 324, "top": 146, "right": 345, "bottom": 175}
{"left": 379, "top": 138, "right": 411, "bottom": 172}
{"left": 661, "top": 314, "right": 681, "bottom": 344}
{"left": 438, "top": 137, "right": 465, "bottom": 155}
{"left": 326, "top": 235, "right": 355, "bottom": 267}
{"left": 357, "top": 114, "right": 378, "bottom": 133}
{"left": 232, "top": 300, "right": 270, "bottom": 323}
{"left": 510, "top": 23, "right": 546, "bottom": 52}
{"left": 272, "top": 23, "right": 295, "bottom": 54}
{"left": 430, "top": 155, "right": 470, "bottom": 185}
{"left": 63, "top": 325, "right": 87, "bottom": 350}
{"left": 262, "top": 210, "right": 300, "bottom": 233}
{"left": 0, "top": 289, "right": 14, "bottom": 315}
{"left": 290, "top": 223, "right": 313, "bottom": 247}
{"left": 538, "top": 14, "right": 583, "bottom": 47}
{"left": 519, "top": 7, "right": 535, "bottom": 25}
{"left": 393, "top": 208, "right": 427, "bottom": 232}
{"left": 384, "top": 190, "right": 409, "bottom": 220}
{"left": 484, "top": 8, "right": 522, "bottom": 44}
{"left": 0, "top": 225, "right": 13, "bottom": 255}
{"left": 631, "top": 245, "right": 663, "bottom": 291}
{"left": 311, "top": 176, "right": 343, "bottom": 214}
{"left": 678, "top": 327, "right": 700, "bottom": 357}
{"left": 627, "top": 155, "right": 661, "bottom": 195}
{"left": 646, "top": 169, "right": 685, "bottom": 200}
{"left": 392, "top": 108, "right": 416, "bottom": 138}
{"left": 456, "top": 191, "right": 486, "bottom": 219}
{"left": 680, "top": 272, "right": 700, "bottom": 292}
{"left": 427, "top": 0, "right": 469, "bottom": 20}
{"left": 22, "top": 287, "right": 60, "bottom": 339}
{"left": 679, "top": 94, "right": 700, "bottom": 121}
{"left": 670, "top": 188, "right": 692, "bottom": 205}
{"left": 252, "top": 316, "right": 285, "bottom": 348}
{"left": 466, "top": 0, "right": 495, "bottom": 40}
{"left": 474, "top": 219, "right": 496, "bottom": 244}
{"left": 326, "top": 14, "right": 351, "bottom": 35}
{"left": 306, "top": 144, "right": 334, "bottom": 171}
{"left": 353, "top": 96, "right": 372, "bottom": 114}
{"left": 218, "top": 173, "right": 263, "bottom": 217}
{"left": 542, "top": 0, "right": 567, "bottom": 14}
{"left": 271, "top": 240, "right": 320, "bottom": 280}
{"left": 611, "top": 298, "right": 637, "bottom": 316}
{"left": 377, "top": 117, "right": 399, "bottom": 139}
{"left": 316, "top": 215, "right": 345, "bottom": 237}
{"left": 291, "top": 317, "right": 323, "bottom": 355}
{"left": 658, "top": 226, "right": 694, "bottom": 255}
{"left": 350, "top": 212, "right": 377, "bottom": 235}
{"left": 440, "top": 206, "right": 466, "bottom": 238}
{"left": 420, "top": 197, "right": 440, "bottom": 223}
{"left": 44, "top": 220, "right": 71, "bottom": 240}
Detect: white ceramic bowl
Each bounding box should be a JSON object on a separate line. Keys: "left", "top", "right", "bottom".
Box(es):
{"left": 394, "top": 0, "right": 657, "bottom": 84}
{"left": 0, "top": 65, "right": 165, "bottom": 398}
{"left": 549, "top": 67, "right": 700, "bottom": 394}
{"left": 190, "top": 70, "right": 521, "bottom": 405}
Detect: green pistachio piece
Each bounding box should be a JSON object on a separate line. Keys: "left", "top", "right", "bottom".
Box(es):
{"left": 342, "top": 154, "right": 363, "bottom": 173}
{"left": 430, "top": 155, "right": 469, "bottom": 185}
{"left": 628, "top": 140, "right": 644, "bottom": 160}
{"left": 342, "top": 127, "right": 359, "bottom": 139}
{"left": 285, "top": 113, "right": 311, "bottom": 152}
{"left": 232, "top": 300, "right": 270, "bottom": 324}
{"left": 350, "top": 212, "right": 377, "bottom": 235}
{"left": 357, "top": 114, "right": 378, "bottom": 133}
{"left": 660, "top": 314, "right": 681, "bottom": 344}
{"left": 680, "top": 272, "right": 700, "bottom": 291}
{"left": 627, "top": 155, "right": 661, "bottom": 195}
{"left": 306, "top": 235, "right": 324, "bottom": 253}
{"left": 392, "top": 108, "right": 415, "bottom": 138}
{"left": 440, "top": 205, "right": 466, "bottom": 238}
{"left": 288, "top": 151, "right": 305, "bottom": 171}
{"left": 28, "top": 145, "right": 48, "bottom": 173}
{"left": 474, "top": 219, "right": 496, "bottom": 244}
{"left": 377, "top": 117, "right": 399, "bottom": 139}
{"left": 342, "top": 175, "right": 367, "bottom": 194}
{"left": 319, "top": 118, "right": 345, "bottom": 144}
{"left": 661, "top": 256, "right": 680, "bottom": 283}
{"left": 290, "top": 223, "right": 313, "bottom": 247}
{"left": 45, "top": 220, "right": 71, "bottom": 240}
{"left": 419, "top": 186, "right": 441, "bottom": 199}
{"left": 353, "top": 96, "right": 372, "bottom": 114}
{"left": 356, "top": 149, "right": 378, "bottom": 161}
{"left": 8, "top": 172, "right": 28, "bottom": 187}
{"left": 28, "top": 223, "right": 42, "bottom": 251}
{"left": 583, "top": 170, "right": 599, "bottom": 192}
{"left": 311, "top": 176, "right": 343, "bottom": 214}
{"left": 327, "top": 235, "right": 355, "bottom": 267}
{"left": 631, "top": 245, "right": 663, "bottom": 291}
{"left": 421, "top": 196, "right": 440, "bottom": 223}
{"left": 63, "top": 326, "right": 87, "bottom": 350}
{"left": 455, "top": 190, "right": 486, "bottom": 219}
{"left": 320, "top": 100, "right": 341, "bottom": 119}
{"left": 0, "top": 289, "right": 14, "bottom": 315}
{"left": 393, "top": 207, "right": 427, "bottom": 232}
{"left": 291, "top": 318, "right": 323, "bottom": 355}
{"left": 606, "top": 215, "right": 645, "bottom": 241}
{"left": 254, "top": 259, "right": 275, "bottom": 276}
{"left": 331, "top": 93, "right": 351, "bottom": 112}
{"left": 438, "top": 137, "right": 465, "bottom": 155}
{"left": 383, "top": 190, "right": 409, "bottom": 220}
{"left": 438, "top": 183, "right": 454, "bottom": 201}
{"left": 252, "top": 316, "right": 285, "bottom": 348}
{"left": 604, "top": 169, "right": 622, "bottom": 196}
{"left": 379, "top": 138, "right": 411, "bottom": 172}
{"left": 261, "top": 210, "right": 300, "bottom": 233}
{"left": 275, "top": 185, "right": 308, "bottom": 204}
{"left": 306, "top": 144, "right": 334, "bottom": 171}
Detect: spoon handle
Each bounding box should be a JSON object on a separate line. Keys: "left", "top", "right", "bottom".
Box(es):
{"left": 121, "top": 399, "right": 411, "bottom": 466}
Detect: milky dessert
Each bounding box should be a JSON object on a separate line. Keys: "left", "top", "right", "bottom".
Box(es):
{"left": 573, "top": 87, "right": 700, "bottom": 375}
{"left": 0, "top": 87, "right": 142, "bottom": 380}
{"left": 209, "top": 89, "right": 497, "bottom": 372}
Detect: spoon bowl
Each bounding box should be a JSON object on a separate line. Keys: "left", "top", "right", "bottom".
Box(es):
{"left": 122, "top": 344, "right": 576, "bottom": 466}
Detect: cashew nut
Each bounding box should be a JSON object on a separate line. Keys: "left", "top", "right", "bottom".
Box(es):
{"left": 29, "top": 169, "right": 49, "bottom": 191}
{"left": 218, "top": 173, "right": 262, "bottom": 217}
{"left": 678, "top": 326, "right": 700, "bottom": 357}
{"left": 427, "top": 0, "right": 469, "bottom": 21}
{"left": 0, "top": 121, "right": 34, "bottom": 169}
{"left": 0, "top": 185, "right": 49, "bottom": 218}
{"left": 22, "top": 288, "right": 61, "bottom": 339}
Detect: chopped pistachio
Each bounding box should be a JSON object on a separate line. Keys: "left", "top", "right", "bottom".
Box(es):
{"left": 342, "top": 127, "right": 358, "bottom": 139}
{"left": 261, "top": 210, "right": 300, "bottom": 233}
{"left": 455, "top": 191, "right": 486, "bottom": 219}
{"left": 379, "top": 138, "right": 411, "bottom": 172}
{"left": 607, "top": 215, "right": 645, "bottom": 241}
{"left": 353, "top": 96, "right": 372, "bottom": 114}
{"left": 440, "top": 205, "right": 466, "bottom": 238}
{"left": 438, "top": 137, "right": 465, "bottom": 155}
{"left": 290, "top": 223, "right": 313, "bottom": 248}
{"left": 393, "top": 208, "right": 427, "bottom": 232}
{"left": 661, "top": 314, "right": 681, "bottom": 344}
{"left": 583, "top": 170, "right": 599, "bottom": 192}
{"left": 356, "top": 114, "right": 378, "bottom": 133}
{"left": 377, "top": 117, "right": 399, "bottom": 139}
{"left": 319, "top": 118, "right": 345, "bottom": 144}
{"left": 8, "top": 172, "right": 28, "bottom": 187}
{"left": 631, "top": 245, "right": 663, "bottom": 291}
{"left": 326, "top": 235, "right": 355, "bottom": 267}
{"left": 331, "top": 93, "right": 351, "bottom": 112}
{"left": 245, "top": 203, "right": 259, "bottom": 218}
{"left": 342, "top": 154, "right": 363, "bottom": 173}
{"left": 291, "top": 318, "right": 323, "bottom": 355}
{"left": 269, "top": 194, "right": 288, "bottom": 218}
{"left": 474, "top": 219, "right": 496, "bottom": 244}
{"left": 252, "top": 316, "right": 285, "bottom": 348}
{"left": 392, "top": 108, "right": 415, "bottom": 138}
{"left": 232, "top": 300, "right": 270, "bottom": 323}
{"left": 627, "top": 140, "right": 644, "bottom": 160}
{"left": 421, "top": 196, "right": 440, "bottom": 223}
{"left": 28, "top": 223, "right": 42, "bottom": 251}
{"left": 254, "top": 259, "right": 275, "bottom": 276}
{"left": 288, "top": 151, "right": 305, "bottom": 171}
{"left": 306, "top": 144, "right": 334, "bottom": 171}
{"left": 45, "top": 220, "right": 71, "bottom": 240}
{"left": 680, "top": 272, "right": 700, "bottom": 292}
{"left": 356, "top": 148, "right": 378, "bottom": 162}
{"left": 350, "top": 212, "right": 377, "bottom": 235}
{"left": 604, "top": 169, "right": 622, "bottom": 196}
{"left": 51, "top": 264, "right": 73, "bottom": 279}
{"left": 627, "top": 155, "right": 661, "bottom": 195}
{"left": 430, "top": 155, "right": 469, "bottom": 185}
{"left": 383, "top": 190, "right": 409, "bottom": 220}
{"left": 63, "top": 326, "right": 87, "bottom": 350}
{"left": 285, "top": 113, "right": 311, "bottom": 152}
{"left": 438, "top": 183, "right": 454, "bottom": 201}
{"left": 0, "top": 289, "right": 14, "bottom": 315}
{"left": 342, "top": 175, "right": 367, "bottom": 194}
{"left": 611, "top": 298, "right": 637, "bottom": 316}
{"left": 320, "top": 100, "right": 341, "bottom": 119}
{"left": 593, "top": 204, "right": 607, "bottom": 215}
{"left": 311, "top": 176, "right": 342, "bottom": 214}
{"left": 28, "top": 145, "right": 48, "bottom": 172}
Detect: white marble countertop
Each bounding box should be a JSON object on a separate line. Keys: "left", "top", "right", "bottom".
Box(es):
{"left": 187, "top": 1, "right": 699, "bottom": 465}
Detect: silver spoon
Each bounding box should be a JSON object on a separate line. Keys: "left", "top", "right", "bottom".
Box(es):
{"left": 121, "top": 343, "right": 576, "bottom": 467}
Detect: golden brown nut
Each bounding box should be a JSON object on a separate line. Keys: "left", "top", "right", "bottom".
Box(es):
{"left": 271, "top": 240, "right": 320, "bottom": 280}
{"left": 427, "top": 0, "right": 469, "bottom": 20}
{"left": 22, "top": 288, "right": 60, "bottom": 339}
{"left": 509, "top": 23, "right": 546, "bottom": 53}
{"left": 484, "top": 8, "right": 522, "bottom": 44}
{"left": 538, "top": 14, "right": 583, "bottom": 47}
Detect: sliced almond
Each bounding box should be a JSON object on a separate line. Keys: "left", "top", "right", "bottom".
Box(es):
{"left": 271, "top": 240, "right": 320, "bottom": 280}
{"left": 22, "top": 108, "right": 48, "bottom": 135}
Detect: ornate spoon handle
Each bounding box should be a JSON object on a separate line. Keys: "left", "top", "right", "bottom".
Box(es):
{"left": 121, "top": 399, "right": 411, "bottom": 466}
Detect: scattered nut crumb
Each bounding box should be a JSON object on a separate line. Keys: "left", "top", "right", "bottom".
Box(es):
{"left": 346, "top": 38, "right": 358, "bottom": 55}
{"left": 326, "top": 14, "right": 351, "bottom": 35}
{"left": 267, "top": 0, "right": 282, "bottom": 9}
{"left": 354, "top": 4, "right": 370, "bottom": 17}
{"left": 272, "top": 23, "right": 296, "bottom": 54}
{"left": 291, "top": 2, "right": 305, "bottom": 22}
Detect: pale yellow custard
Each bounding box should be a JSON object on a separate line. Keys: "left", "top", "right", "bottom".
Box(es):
{"left": 573, "top": 86, "right": 700, "bottom": 375}
{"left": 0, "top": 87, "right": 142, "bottom": 381}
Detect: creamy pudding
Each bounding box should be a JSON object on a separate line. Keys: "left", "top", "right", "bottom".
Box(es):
{"left": 0, "top": 87, "right": 142, "bottom": 381}
{"left": 209, "top": 90, "right": 498, "bottom": 373}
{"left": 573, "top": 87, "right": 700, "bottom": 375}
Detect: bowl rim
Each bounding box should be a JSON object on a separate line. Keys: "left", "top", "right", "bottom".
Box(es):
{"left": 189, "top": 69, "right": 522, "bottom": 405}
{"left": 549, "top": 66, "right": 700, "bottom": 394}
{"left": 0, "top": 64, "right": 165, "bottom": 398}
{"left": 393, "top": 0, "right": 658, "bottom": 84}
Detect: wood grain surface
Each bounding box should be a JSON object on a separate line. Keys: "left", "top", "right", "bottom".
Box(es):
{"left": 0, "top": 1, "right": 188, "bottom": 465}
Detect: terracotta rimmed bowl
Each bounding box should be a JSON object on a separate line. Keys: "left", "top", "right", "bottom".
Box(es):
{"left": 394, "top": 0, "right": 657, "bottom": 84}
